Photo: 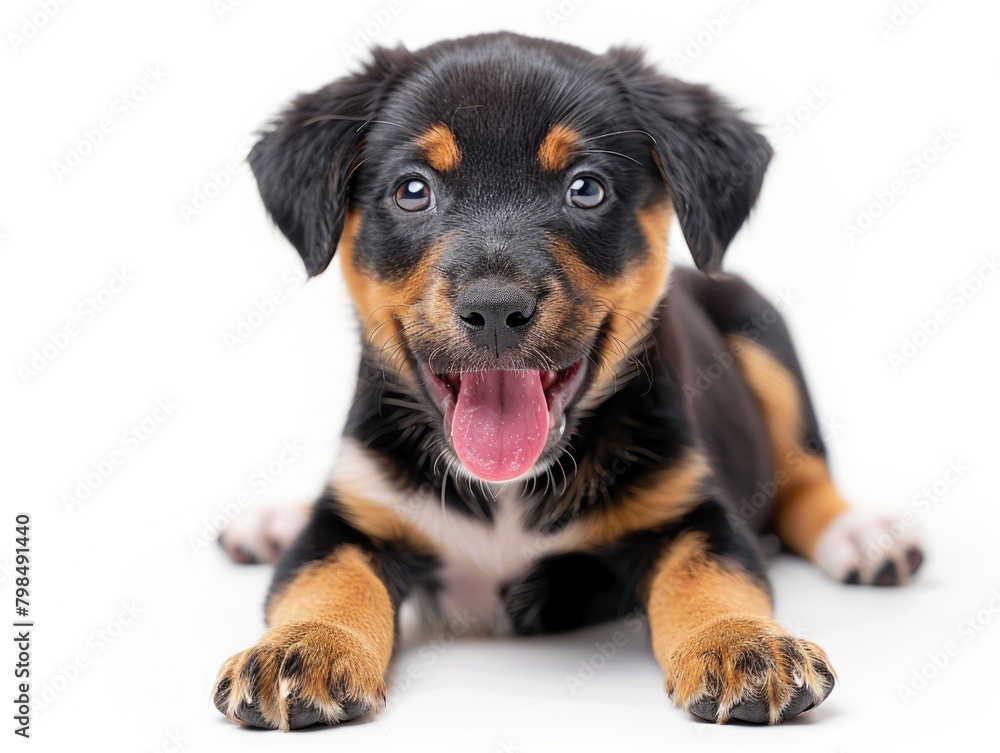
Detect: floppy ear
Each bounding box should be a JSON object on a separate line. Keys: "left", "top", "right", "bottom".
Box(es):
{"left": 607, "top": 48, "right": 771, "bottom": 274}
{"left": 249, "top": 48, "right": 407, "bottom": 276}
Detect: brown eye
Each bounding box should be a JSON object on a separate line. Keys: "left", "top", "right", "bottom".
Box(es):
{"left": 394, "top": 178, "right": 434, "bottom": 211}
{"left": 565, "top": 175, "right": 605, "bottom": 208}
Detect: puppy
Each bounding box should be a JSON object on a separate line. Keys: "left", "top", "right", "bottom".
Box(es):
{"left": 213, "top": 32, "right": 924, "bottom": 729}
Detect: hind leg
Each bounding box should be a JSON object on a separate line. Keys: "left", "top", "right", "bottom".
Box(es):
{"left": 730, "top": 334, "right": 924, "bottom": 585}
{"left": 691, "top": 272, "right": 925, "bottom": 586}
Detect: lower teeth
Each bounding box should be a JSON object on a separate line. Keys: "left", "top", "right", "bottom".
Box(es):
{"left": 558, "top": 414, "right": 567, "bottom": 438}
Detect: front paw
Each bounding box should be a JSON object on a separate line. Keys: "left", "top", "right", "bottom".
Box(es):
{"left": 665, "top": 615, "right": 834, "bottom": 724}
{"left": 212, "top": 620, "right": 386, "bottom": 731}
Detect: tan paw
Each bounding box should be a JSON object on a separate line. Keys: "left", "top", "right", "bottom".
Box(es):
{"left": 212, "top": 620, "right": 386, "bottom": 731}
{"left": 665, "top": 614, "right": 834, "bottom": 724}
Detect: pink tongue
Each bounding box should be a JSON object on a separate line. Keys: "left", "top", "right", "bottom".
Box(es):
{"left": 450, "top": 370, "right": 549, "bottom": 482}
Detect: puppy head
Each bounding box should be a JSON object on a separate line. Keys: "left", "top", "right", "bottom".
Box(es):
{"left": 250, "top": 33, "right": 770, "bottom": 483}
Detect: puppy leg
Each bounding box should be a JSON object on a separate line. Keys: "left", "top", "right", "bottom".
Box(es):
{"left": 648, "top": 526, "right": 834, "bottom": 724}
{"left": 212, "top": 496, "right": 435, "bottom": 730}
{"left": 730, "top": 334, "right": 925, "bottom": 586}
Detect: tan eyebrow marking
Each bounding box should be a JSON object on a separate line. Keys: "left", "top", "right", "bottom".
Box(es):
{"left": 414, "top": 123, "right": 462, "bottom": 172}
{"left": 538, "top": 123, "right": 581, "bottom": 171}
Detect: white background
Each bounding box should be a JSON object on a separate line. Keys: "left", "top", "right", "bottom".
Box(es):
{"left": 2, "top": 0, "right": 999, "bottom": 751}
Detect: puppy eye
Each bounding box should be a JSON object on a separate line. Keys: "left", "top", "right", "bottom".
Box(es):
{"left": 565, "top": 176, "right": 606, "bottom": 209}
{"left": 394, "top": 179, "right": 434, "bottom": 211}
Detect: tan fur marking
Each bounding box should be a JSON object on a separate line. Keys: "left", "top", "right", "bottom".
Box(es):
{"left": 331, "top": 486, "right": 437, "bottom": 555}
{"left": 548, "top": 236, "right": 599, "bottom": 292}
{"left": 774, "top": 454, "right": 849, "bottom": 559}
{"left": 214, "top": 546, "right": 393, "bottom": 730}
{"left": 338, "top": 209, "right": 446, "bottom": 373}
{"left": 648, "top": 533, "right": 832, "bottom": 724}
{"left": 588, "top": 201, "right": 672, "bottom": 390}
{"left": 337, "top": 210, "right": 375, "bottom": 333}
{"left": 267, "top": 546, "right": 393, "bottom": 653}
{"left": 727, "top": 336, "right": 850, "bottom": 559}
{"left": 415, "top": 123, "right": 462, "bottom": 172}
{"left": 628, "top": 201, "right": 672, "bottom": 323}
{"left": 647, "top": 532, "right": 772, "bottom": 666}
{"left": 537, "top": 123, "right": 581, "bottom": 171}
{"left": 577, "top": 452, "right": 708, "bottom": 547}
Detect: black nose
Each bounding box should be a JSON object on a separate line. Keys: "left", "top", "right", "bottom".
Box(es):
{"left": 456, "top": 282, "right": 537, "bottom": 356}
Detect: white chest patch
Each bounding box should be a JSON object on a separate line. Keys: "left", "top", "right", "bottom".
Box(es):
{"left": 331, "top": 440, "right": 585, "bottom": 634}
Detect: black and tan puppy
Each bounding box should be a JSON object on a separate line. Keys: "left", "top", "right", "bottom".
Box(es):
{"left": 213, "top": 32, "right": 924, "bottom": 729}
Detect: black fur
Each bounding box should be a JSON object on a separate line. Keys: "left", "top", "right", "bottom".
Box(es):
{"left": 504, "top": 496, "right": 771, "bottom": 635}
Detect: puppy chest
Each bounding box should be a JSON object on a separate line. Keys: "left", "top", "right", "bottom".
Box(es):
{"left": 406, "top": 491, "right": 584, "bottom": 634}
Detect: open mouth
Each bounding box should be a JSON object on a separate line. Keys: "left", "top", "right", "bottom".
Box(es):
{"left": 420, "top": 360, "right": 588, "bottom": 482}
